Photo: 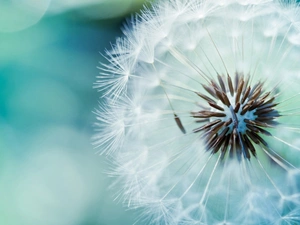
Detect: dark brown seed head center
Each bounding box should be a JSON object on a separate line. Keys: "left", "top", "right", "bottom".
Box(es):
{"left": 192, "top": 73, "right": 280, "bottom": 161}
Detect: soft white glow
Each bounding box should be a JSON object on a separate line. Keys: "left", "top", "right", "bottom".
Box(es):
{"left": 0, "top": 0, "right": 50, "bottom": 33}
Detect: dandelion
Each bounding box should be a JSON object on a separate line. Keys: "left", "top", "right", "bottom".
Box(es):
{"left": 95, "top": 0, "right": 300, "bottom": 224}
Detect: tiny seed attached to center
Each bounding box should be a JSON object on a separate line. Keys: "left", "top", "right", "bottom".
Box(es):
{"left": 192, "top": 73, "right": 280, "bottom": 161}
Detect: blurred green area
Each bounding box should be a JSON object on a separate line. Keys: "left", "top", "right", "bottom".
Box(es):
{"left": 0, "top": 1, "right": 148, "bottom": 224}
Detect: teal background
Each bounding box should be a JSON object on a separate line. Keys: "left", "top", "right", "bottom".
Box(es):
{"left": 1, "top": 1, "right": 299, "bottom": 225}
{"left": 0, "top": 1, "right": 147, "bottom": 225}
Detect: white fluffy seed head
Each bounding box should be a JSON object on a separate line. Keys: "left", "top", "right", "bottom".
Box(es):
{"left": 95, "top": 0, "right": 300, "bottom": 224}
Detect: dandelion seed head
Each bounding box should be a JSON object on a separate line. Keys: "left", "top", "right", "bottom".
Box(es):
{"left": 95, "top": 0, "right": 300, "bottom": 224}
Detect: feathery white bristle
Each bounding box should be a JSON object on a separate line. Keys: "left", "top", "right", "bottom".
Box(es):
{"left": 95, "top": 0, "right": 300, "bottom": 224}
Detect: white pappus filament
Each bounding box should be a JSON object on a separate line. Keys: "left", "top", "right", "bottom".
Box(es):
{"left": 94, "top": 0, "right": 300, "bottom": 224}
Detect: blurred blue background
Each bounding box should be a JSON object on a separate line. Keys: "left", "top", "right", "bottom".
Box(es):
{"left": 0, "top": 1, "right": 147, "bottom": 224}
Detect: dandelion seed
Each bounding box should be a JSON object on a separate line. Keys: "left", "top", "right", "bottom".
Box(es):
{"left": 191, "top": 73, "right": 280, "bottom": 161}
{"left": 95, "top": 0, "right": 300, "bottom": 224}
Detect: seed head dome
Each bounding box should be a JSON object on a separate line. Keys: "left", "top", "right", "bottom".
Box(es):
{"left": 94, "top": 0, "right": 300, "bottom": 224}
